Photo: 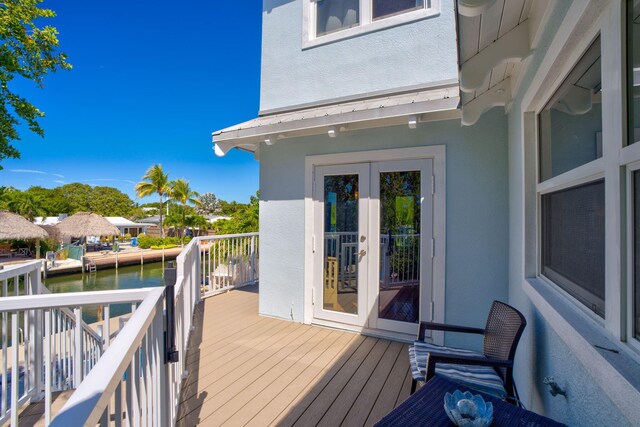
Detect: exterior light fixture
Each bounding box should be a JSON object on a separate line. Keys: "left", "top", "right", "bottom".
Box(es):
{"left": 264, "top": 136, "right": 275, "bottom": 146}
{"left": 328, "top": 126, "right": 338, "bottom": 138}
{"left": 408, "top": 115, "right": 418, "bottom": 129}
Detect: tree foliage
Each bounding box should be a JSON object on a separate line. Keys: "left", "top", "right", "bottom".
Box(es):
{"left": 1, "top": 183, "right": 136, "bottom": 218}
{"left": 0, "top": 0, "right": 71, "bottom": 168}
{"left": 135, "top": 164, "right": 170, "bottom": 237}
{"left": 213, "top": 192, "right": 259, "bottom": 234}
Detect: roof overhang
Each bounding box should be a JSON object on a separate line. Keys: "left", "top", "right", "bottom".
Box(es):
{"left": 212, "top": 83, "right": 460, "bottom": 157}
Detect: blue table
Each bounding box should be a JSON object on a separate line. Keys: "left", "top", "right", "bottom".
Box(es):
{"left": 375, "top": 376, "right": 566, "bottom": 427}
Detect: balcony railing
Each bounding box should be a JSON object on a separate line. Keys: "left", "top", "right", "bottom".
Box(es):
{"left": 0, "top": 233, "right": 259, "bottom": 426}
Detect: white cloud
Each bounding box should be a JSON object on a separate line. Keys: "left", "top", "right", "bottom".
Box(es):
{"left": 84, "top": 178, "right": 136, "bottom": 185}
{"left": 10, "top": 169, "right": 65, "bottom": 178}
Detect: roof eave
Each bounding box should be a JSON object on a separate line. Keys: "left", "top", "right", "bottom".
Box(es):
{"left": 212, "top": 96, "right": 461, "bottom": 157}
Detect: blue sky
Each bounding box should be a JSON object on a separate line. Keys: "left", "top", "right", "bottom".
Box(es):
{"left": 1, "top": 0, "right": 261, "bottom": 203}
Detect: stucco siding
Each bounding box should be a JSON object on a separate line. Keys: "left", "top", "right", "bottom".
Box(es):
{"left": 260, "top": 0, "right": 458, "bottom": 112}
{"left": 259, "top": 109, "right": 509, "bottom": 352}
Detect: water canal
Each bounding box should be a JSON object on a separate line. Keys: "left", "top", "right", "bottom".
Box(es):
{"left": 43, "top": 262, "right": 165, "bottom": 323}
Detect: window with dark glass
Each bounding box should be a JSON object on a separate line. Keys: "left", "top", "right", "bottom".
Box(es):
{"left": 316, "top": 0, "right": 360, "bottom": 36}
{"left": 628, "top": 1, "right": 640, "bottom": 145}
{"left": 634, "top": 172, "right": 640, "bottom": 338}
{"left": 373, "top": 0, "right": 424, "bottom": 21}
{"left": 539, "top": 37, "right": 602, "bottom": 182}
{"left": 541, "top": 180, "right": 605, "bottom": 317}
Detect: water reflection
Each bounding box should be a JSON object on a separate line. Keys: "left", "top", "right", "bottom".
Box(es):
{"left": 44, "top": 263, "right": 164, "bottom": 323}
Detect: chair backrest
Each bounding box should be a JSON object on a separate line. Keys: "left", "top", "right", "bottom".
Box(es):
{"left": 483, "top": 301, "right": 527, "bottom": 383}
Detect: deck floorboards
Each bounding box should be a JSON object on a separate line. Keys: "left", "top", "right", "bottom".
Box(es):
{"left": 176, "top": 286, "right": 411, "bottom": 427}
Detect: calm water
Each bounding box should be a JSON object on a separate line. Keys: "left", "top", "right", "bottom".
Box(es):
{"left": 43, "top": 262, "right": 165, "bottom": 323}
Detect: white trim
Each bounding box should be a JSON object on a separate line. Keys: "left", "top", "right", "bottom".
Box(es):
{"left": 302, "top": 0, "right": 440, "bottom": 49}
{"left": 304, "top": 146, "right": 446, "bottom": 344}
{"left": 625, "top": 162, "right": 640, "bottom": 353}
{"left": 536, "top": 158, "right": 605, "bottom": 194}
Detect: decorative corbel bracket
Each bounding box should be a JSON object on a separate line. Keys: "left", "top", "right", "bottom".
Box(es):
{"left": 461, "top": 78, "right": 512, "bottom": 126}
{"left": 458, "top": 0, "right": 499, "bottom": 17}
{"left": 460, "top": 21, "right": 531, "bottom": 93}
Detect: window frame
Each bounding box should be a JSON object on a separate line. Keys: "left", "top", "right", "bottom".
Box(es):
{"left": 302, "top": 0, "right": 440, "bottom": 49}
{"left": 535, "top": 32, "right": 608, "bottom": 325}
{"left": 626, "top": 159, "right": 640, "bottom": 352}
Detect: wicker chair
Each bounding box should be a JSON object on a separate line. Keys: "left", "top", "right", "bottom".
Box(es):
{"left": 408, "top": 300, "right": 526, "bottom": 402}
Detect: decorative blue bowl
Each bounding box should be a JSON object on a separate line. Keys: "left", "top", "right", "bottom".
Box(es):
{"left": 443, "top": 390, "right": 493, "bottom": 427}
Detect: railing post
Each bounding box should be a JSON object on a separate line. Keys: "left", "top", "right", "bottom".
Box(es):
{"left": 74, "top": 307, "right": 83, "bottom": 387}
{"left": 29, "top": 267, "right": 43, "bottom": 399}
{"left": 195, "top": 243, "right": 201, "bottom": 304}
{"left": 164, "top": 262, "right": 179, "bottom": 364}
{"left": 250, "top": 235, "right": 256, "bottom": 284}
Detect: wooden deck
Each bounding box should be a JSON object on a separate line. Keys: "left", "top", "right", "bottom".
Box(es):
{"left": 176, "top": 286, "right": 412, "bottom": 426}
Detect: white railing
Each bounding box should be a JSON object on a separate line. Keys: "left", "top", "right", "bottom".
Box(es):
{"left": 0, "top": 261, "right": 103, "bottom": 426}
{"left": 198, "top": 233, "right": 259, "bottom": 297}
{"left": 0, "top": 232, "right": 258, "bottom": 426}
{"left": 52, "top": 233, "right": 211, "bottom": 425}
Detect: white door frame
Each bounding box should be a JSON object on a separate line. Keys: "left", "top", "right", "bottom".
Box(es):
{"left": 304, "top": 146, "right": 446, "bottom": 343}
{"left": 312, "top": 163, "right": 370, "bottom": 327}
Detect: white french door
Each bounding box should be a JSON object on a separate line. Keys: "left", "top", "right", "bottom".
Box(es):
{"left": 312, "top": 159, "right": 434, "bottom": 336}
{"left": 313, "top": 163, "right": 370, "bottom": 326}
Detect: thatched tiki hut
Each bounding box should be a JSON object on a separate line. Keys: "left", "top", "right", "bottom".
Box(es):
{"left": 0, "top": 211, "right": 50, "bottom": 259}
{"left": 54, "top": 212, "right": 121, "bottom": 240}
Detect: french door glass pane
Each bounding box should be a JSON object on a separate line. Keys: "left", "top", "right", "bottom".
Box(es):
{"left": 628, "top": 1, "right": 640, "bottom": 145}
{"left": 373, "top": 0, "right": 424, "bottom": 20}
{"left": 379, "top": 171, "right": 420, "bottom": 323}
{"left": 538, "top": 36, "right": 602, "bottom": 182}
{"left": 634, "top": 171, "right": 640, "bottom": 338}
{"left": 316, "top": 0, "right": 359, "bottom": 36}
{"left": 323, "top": 175, "right": 359, "bottom": 314}
{"left": 541, "top": 180, "right": 605, "bottom": 317}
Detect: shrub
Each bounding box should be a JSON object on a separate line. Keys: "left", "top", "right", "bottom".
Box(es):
{"left": 138, "top": 233, "right": 148, "bottom": 239}
{"left": 124, "top": 233, "right": 132, "bottom": 240}
{"left": 150, "top": 244, "right": 178, "bottom": 250}
{"left": 183, "top": 235, "right": 192, "bottom": 243}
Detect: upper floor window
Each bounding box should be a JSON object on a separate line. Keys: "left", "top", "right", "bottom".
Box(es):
{"left": 373, "top": 0, "right": 426, "bottom": 21}
{"left": 316, "top": 0, "right": 360, "bottom": 36}
{"left": 305, "top": 0, "right": 439, "bottom": 48}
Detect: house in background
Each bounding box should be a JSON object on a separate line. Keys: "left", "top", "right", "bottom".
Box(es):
{"left": 213, "top": 0, "right": 640, "bottom": 425}
{"left": 103, "top": 217, "right": 152, "bottom": 237}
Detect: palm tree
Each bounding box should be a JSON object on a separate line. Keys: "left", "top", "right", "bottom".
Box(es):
{"left": 135, "top": 165, "right": 170, "bottom": 237}
{"left": 7, "top": 192, "right": 46, "bottom": 222}
{"left": 169, "top": 179, "right": 200, "bottom": 243}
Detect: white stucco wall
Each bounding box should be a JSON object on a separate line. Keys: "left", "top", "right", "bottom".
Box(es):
{"left": 507, "top": 1, "right": 634, "bottom": 425}
{"left": 258, "top": 109, "right": 509, "bottom": 351}
{"left": 260, "top": 0, "right": 458, "bottom": 112}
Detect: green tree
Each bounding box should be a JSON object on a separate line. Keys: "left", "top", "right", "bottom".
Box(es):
{"left": 89, "top": 186, "right": 135, "bottom": 216}
{"left": 169, "top": 178, "right": 200, "bottom": 243}
{"left": 0, "top": 0, "right": 71, "bottom": 169}
{"left": 58, "top": 183, "right": 92, "bottom": 212}
{"left": 135, "top": 164, "right": 170, "bottom": 237}
{"left": 213, "top": 192, "right": 259, "bottom": 234}
{"left": 185, "top": 214, "right": 210, "bottom": 236}
{"left": 7, "top": 191, "right": 46, "bottom": 221}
